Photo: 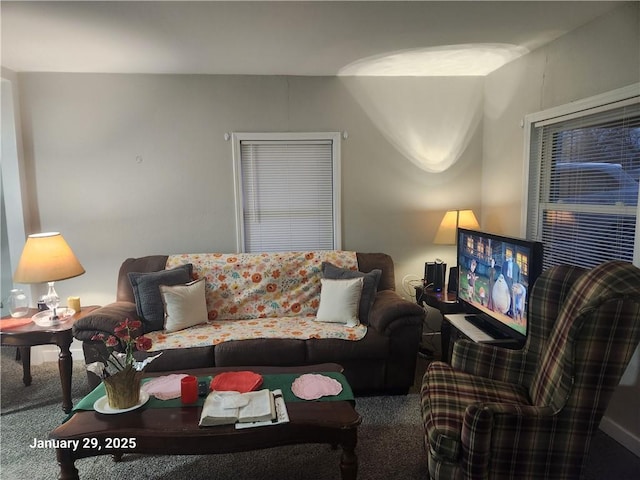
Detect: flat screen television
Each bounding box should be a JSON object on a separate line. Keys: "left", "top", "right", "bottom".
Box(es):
{"left": 456, "top": 228, "right": 544, "bottom": 344}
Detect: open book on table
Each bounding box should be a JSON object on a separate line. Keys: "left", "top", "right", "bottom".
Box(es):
{"left": 199, "top": 388, "right": 285, "bottom": 427}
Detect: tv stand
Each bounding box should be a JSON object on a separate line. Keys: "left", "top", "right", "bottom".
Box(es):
{"left": 463, "top": 315, "right": 510, "bottom": 340}
{"left": 442, "top": 314, "right": 523, "bottom": 363}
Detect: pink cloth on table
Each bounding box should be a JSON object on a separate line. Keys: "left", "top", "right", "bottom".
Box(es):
{"left": 0, "top": 318, "right": 32, "bottom": 330}
{"left": 291, "top": 373, "right": 343, "bottom": 400}
{"left": 141, "top": 374, "right": 189, "bottom": 400}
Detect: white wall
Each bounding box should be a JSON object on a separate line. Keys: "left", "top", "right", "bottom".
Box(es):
{"left": 483, "top": 2, "right": 640, "bottom": 455}
{"left": 482, "top": 2, "right": 640, "bottom": 236}
{"left": 14, "top": 74, "right": 484, "bottom": 310}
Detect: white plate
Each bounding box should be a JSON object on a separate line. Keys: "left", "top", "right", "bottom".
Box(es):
{"left": 32, "top": 308, "right": 75, "bottom": 327}
{"left": 93, "top": 391, "right": 150, "bottom": 414}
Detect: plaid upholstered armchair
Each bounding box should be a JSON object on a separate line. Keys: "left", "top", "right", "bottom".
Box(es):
{"left": 420, "top": 261, "right": 640, "bottom": 480}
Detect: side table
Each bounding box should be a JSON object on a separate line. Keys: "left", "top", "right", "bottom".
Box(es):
{"left": 415, "top": 286, "right": 463, "bottom": 362}
{"left": 0, "top": 305, "right": 99, "bottom": 413}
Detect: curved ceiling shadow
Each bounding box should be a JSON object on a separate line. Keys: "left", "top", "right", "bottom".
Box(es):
{"left": 340, "top": 76, "right": 484, "bottom": 173}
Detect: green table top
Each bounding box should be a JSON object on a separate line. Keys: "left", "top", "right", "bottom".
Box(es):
{"left": 72, "top": 371, "right": 354, "bottom": 413}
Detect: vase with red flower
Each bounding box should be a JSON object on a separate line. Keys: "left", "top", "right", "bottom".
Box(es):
{"left": 89, "top": 318, "right": 155, "bottom": 410}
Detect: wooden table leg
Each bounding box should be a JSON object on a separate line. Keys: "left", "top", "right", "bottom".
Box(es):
{"left": 339, "top": 431, "right": 358, "bottom": 480}
{"left": 18, "top": 346, "right": 32, "bottom": 386}
{"left": 57, "top": 334, "right": 74, "bottom": 414}
{"left": 56, "top": 448, "right": 79, "bottom": 480}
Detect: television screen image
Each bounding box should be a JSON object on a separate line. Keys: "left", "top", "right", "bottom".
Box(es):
{"left": 457, "top": 228, "right": 543, "bottom": 340}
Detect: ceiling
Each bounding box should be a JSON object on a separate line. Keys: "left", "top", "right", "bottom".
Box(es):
{"left": 1, "top": 1, "right": 625, "bottom": 76}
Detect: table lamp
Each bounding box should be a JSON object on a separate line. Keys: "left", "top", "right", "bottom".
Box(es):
{"left": 433, "top": 209, "right": 480, "bottom": 245}
{"left": 432, "top": 210, "right": 480, "bottom": 292}
{"left": 13, "top": 232, "right": 85, "bottom": 326}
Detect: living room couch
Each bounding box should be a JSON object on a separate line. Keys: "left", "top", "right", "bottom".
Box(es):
{"left": 73, "top": 251, "right": 425, "bottom": 394}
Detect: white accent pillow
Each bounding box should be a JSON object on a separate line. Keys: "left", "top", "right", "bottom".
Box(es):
{"left": 160, "top": 278, "right": 208, "bottom": 333}
{"left": 315, "top": 277, "right": 364, "bottom": 327}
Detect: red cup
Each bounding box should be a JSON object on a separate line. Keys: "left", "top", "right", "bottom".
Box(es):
{"left": 181, "top": 375, "right": 198, "bottom": 404}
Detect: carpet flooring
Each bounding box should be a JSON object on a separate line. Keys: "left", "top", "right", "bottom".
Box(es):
{"left": 0, "top": 349, "right": 638, "bottom": 479}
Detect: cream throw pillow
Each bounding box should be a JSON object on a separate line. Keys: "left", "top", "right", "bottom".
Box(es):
{"left": 160, "top": 278, "right": 208, "bottom": 333}
{"left": 315, "top": 277, "right": 364, "bottom": 327}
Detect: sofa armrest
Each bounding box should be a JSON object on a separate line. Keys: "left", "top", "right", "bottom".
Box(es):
{"left": 451, "top": 339, "right": 531, "bottom": 384}
{"left": 72, "top": 301, "right": 140, "bottom": 341}
{"left": 368, "top": 290, "right": 425, "bottom": 334}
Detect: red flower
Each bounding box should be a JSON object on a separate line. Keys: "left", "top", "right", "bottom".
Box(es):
{"left": 291, "top": 303, "right": 301, "bottom": 313}
{"left": 114, "top": 318, "right": 142, "bottom": 341}
{"left": 113, "top": 325, "right": 130, "bottom": 341}
{"left": 129, "top": 319, "right": 142, "bottom": 330}
{"left": 135, "top": 336, "right": 152, "bottom": 351}
{"left": 252, "top": 273, "right": 262, "bottom": 283}
{"left": 266, "top": 283, "right": 277, "bottom": 292}
{"left": 93, "top": 318, "right": 154, "bottom": 373}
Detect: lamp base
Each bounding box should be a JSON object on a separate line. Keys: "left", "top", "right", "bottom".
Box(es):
{"left": 32, "top": 308, "right": 75, "bottom": 327}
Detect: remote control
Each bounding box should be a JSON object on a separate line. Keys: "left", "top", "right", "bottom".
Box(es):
{"left": 198, "top": 381, "right": 209, "bottom": 397}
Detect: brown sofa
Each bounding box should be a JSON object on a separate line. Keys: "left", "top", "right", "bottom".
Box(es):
{"left": 73, "top": 252, "right": 425, "bottom": 394}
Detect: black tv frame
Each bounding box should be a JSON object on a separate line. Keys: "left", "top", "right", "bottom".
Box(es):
{"left": 456, "top": 227, "right": 544, "bottom": 345}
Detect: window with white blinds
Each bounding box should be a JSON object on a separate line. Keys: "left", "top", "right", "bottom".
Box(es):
{"left": 232, "top": 132, "right": 341, "bottom": 253}
{"left": 525, "top": 87, "right": 640, "bottom": 270}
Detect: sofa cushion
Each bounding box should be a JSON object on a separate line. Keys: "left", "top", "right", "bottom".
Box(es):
{"left": 143, "top": 316, "right": 367, "bottom": 352}
{"left": 160, "top": 278, "right": 208, "bottom": 333}
{"left": 133, "top": 345, "right": 215, "bottom": 372}
{"left": 315, "top": 277, "right": 363, "bottom": 327}
{"left": 128, "top": 264, "right": 193, "bottom": 333}
{"left": 306, "top": 329, "right": 388, "bottom": 363}
{"left": 215, "top": 338, "right": 306, "bottom": 366}
{"left": 322, "top": 261, "right": 381, "bottom": 324}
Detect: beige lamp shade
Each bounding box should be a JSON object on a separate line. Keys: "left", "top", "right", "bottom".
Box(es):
{"left": 13, "top": 232, "right": 85, "bottom": 283}
{"left": 433, "top": 210, "right": 480, "bottom": 245}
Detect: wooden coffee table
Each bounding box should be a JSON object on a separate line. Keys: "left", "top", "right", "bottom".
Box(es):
{"left": 50, "top": 364, "right": 361, "bottom": 480}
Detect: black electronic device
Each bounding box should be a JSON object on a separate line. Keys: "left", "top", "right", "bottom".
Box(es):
{"left": 433, "top": 260, "right": 446, "bottom": 292}
{"left": 456, "top": 228, "right": 543, "bottom": 344}
{"left": 447, "top": 266, "right": 458, "bottom": 293}
{"left": 424, "top": 262, "right": 436, "bottom": 288}
{"left": 198, "top": 381, "right": 209, "bottom": 397}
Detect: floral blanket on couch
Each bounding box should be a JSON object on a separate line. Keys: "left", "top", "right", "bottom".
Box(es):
{"left": 144, "top": 251, "right": 368, "bottom": 351}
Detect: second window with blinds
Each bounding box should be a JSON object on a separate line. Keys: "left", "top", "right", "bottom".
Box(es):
{"left": 232, "top": 132, "right": 342, "bottom": 253}
{"left": 525, "top": 86, "right": 639, "bottom": 270}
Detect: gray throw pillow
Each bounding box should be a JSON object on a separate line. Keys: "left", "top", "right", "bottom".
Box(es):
{"left": 128, "top": 264, "right": 193, "bottom": 333}
{"left": 321, "top": 262, "right": 381, "bottom": 325}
